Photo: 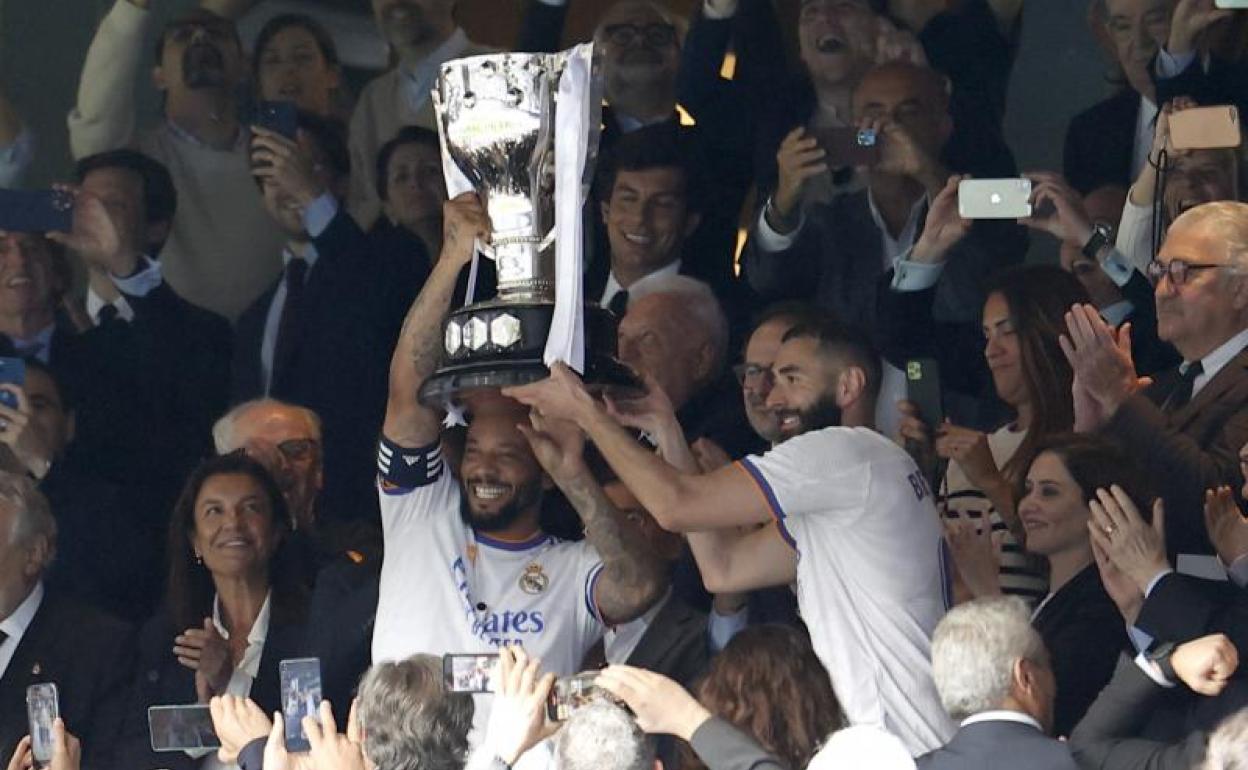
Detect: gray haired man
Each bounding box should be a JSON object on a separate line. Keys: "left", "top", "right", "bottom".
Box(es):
{"left": 918, "top": 596, "right": 1078, "bottom": 770}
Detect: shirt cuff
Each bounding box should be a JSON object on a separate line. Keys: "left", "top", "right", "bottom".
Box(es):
{"left": 0, "top": 126, "right": 34, "bottom": 188}
{"left": 890, "top": 250, "right": 945, "bottom": 292}
{"left": 707, "top": 604, "right": 749, "bottom": 653}
{"left": 1156, "top": 48, "right": 1197, "bottom": 79}
{"left": 236, "top": 738, "right": 267, "bottom": 770}
{"left": 1228, "top": 554, "right": 1248, "bottom": 589}
{"left": 753, "top": 205, "right": 802, "bottom": 252}
{"left": 703, "top": 0, "right": 739, "bottom": 19}
{"left": 303, "top": 192, "right": 339, "bottom": 239}
{"left": 1144, "top": 568, "right": 1174, "bottom": 598}
{"left": 1099, "top": 247, "right": 1135, "bottom": 288}
{"left": 112, "top": 254, "right": 162, "bottom": 296}
{"left": 1134, "top": 651, "right": 1176, "bottom": 688}
{"left": 1128, "top": 625, "right": 1155, "bottom": 655}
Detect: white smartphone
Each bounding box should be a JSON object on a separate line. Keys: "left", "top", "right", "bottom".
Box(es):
{"left": 957, "top": 178, "right": 1033, "bottom": 219}
{"left": 1214, "top": 0, "right": 1248, "bottom": 8}
{"left": 26, "top": 684, "right": 59, "bottom": 768}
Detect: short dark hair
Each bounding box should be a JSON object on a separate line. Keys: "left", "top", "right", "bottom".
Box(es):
{"left": 595, "top": 123, "right": 707, "bottom": 213}
{"left": 165, "top": 453, "right": 302, "bottom": 632}
{"left": 782, "top": 317, "right": 882, "bottom": 400}
{"left": 74, "top": 149, "right": 178, "bottom": 228}
{"left": 253, "top": 13, "right": 340, "bottom": 83}
{"left": 154, "top": 8, "right": 241, "bottom": 64}
{"left": 749, "top": 302, "right": 835, "bottom": 342}
{"left": 375, "top": 126, "right": 441, "bottom": 201}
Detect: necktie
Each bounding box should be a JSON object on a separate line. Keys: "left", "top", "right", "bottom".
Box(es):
{"left": 607, "top": 289, "right": 629, "bottom": 318}
{"left": 1166, "top": 361, "right": 1205, "bottom": 411}
{"left": 272, "top": 258, "right": 309, "bottom": 394}
{"left": 97, "top": 304, "right": 119, "bottom": 327}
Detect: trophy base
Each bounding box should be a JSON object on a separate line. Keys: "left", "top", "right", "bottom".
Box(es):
{"left": 418, "top": 299, "right": 638, "bottom": 410}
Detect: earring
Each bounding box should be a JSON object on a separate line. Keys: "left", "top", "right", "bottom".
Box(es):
{"left": 195, "top": 553, "right": 203, "bottom": 565}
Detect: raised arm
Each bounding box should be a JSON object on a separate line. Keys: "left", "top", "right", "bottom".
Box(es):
{"left": 68, "top": 0, "right": 152, "bottom": 158}
{"left": 383, "top": 194, "right": 488, "bottom": 447}
{"left": 519, "top": 413, "right": 667, "bottom": 625}
{"left": 504, "top": 365, "right": 772, "bottom": 532}
{"left": 0, "top": 82, "right": 31, "bottom": 188}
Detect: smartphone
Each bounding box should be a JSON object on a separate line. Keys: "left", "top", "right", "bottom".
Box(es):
{"left": 0, "top": 357, "right": 26, "bottom": 410}
{"left": 546, "top": 672, "right": 604, "bottom": 722}
{"left": 442, "top": 653, "right": 499, "bottom": 693}
{"left": 0, "top": 189, "right": 73, "bottom": 234}
{"left": 1214, "top": 0, "right": 1248, "bottom": 8}
{"left": 905, "top": 358, "right": 944, "bottom": 429}
{"left": 813, "top": 126, "right": 880, "bottom": 169}
{"left": 26, "top": 684, "right": 59, "bottom": 768}
{"left": 957, "top": 178, "right": 1032, "bottom": 219}
{"left": 280, "top": 657, "right": 323, "bottom": 753}
{"left": 147, "top": 705, "right": 220, "bottom": 752}
{"left": 255, "top": 101, "right": 299, "bottom": 140}
{"left": 1169, "top": 106, "right": 1241, "bottom": 150}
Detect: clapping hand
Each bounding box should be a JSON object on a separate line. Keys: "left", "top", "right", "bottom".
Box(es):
{"left": 1204, "top": 485, "right": 1248, "bottom": 568}
{"left": 1087, "top": 486, "right": 1169, "bottom": 591}
{"left": 1059, "top": 304, "right": 1149, "bottom": 429}
{"left": 934, "top": 423, "right": 1001, "bottom": 493}
{"left": 1092, "top": 535, "right": 1144, "bottom": 625}
{"left": 174, "top": 618, "right": 233, "bottom": 702}
{"left": 482, "top": 645, "right": 558, "bottom": 766}
{"left": 942, "top": 516, "right": 1004, "bottom": 599}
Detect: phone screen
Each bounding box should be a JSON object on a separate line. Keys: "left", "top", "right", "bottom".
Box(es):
{"left": 442, "top": 653, "right": 500, "bottom": 693}
{"left": 147, "top": 705, "right": 221, "bottom": 752}
{"left": 546, "top": 673, "right": 604, "bottom": 722}
{"left": 280, "top": 657, "right": 323, "bottom": 753}
{"left": 256, "top": 101, "right": 299, "bottom": 140}
{"left": 27, "top": 684, "right": 60, "bottom": 766}
{"left": 0, "top": 357, "right": 27, "bottom": 410}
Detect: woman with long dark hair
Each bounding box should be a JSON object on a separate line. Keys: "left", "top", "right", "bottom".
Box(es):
{"left": 253, "top": 14, "right": 344, "bottom": 119}
{"left": 120, "top": 453, "right": 309, "bottom": 770}
{"left": 901, "top": 265, "right": 1090, "bottom": 604}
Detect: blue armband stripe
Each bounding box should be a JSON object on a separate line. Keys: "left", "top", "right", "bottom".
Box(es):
{"left": 377, "top": 436, "right": 444, "bottom": 489}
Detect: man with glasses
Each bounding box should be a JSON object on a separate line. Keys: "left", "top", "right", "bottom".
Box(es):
{"left": 1063, "top": 200, "right": 1248, "bottom": 557}
{"left": 69, "top": 3, "right": 286, "bottom": 321}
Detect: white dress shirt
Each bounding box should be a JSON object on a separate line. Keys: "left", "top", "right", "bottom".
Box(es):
{"left": 199, "top": 592, "right": 272, "bottom": 770}
{"left": 0, "top": 581, "right": 43, "bottom": 680}
{"left": 599, "top": 259, "right": 683, "bottom": 310}
{"left": 85, "top": 254, "right": 164, "bottom": 325}
{"left": 961, "top": 709, "right": 1045, "bottom": 733}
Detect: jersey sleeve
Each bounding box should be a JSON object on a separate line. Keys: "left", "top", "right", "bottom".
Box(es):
{"left": 376, "top": 435, "right": 459, "bottom": 532}
{"left": 737, "top": 429, "right": 869, "bottom": 527}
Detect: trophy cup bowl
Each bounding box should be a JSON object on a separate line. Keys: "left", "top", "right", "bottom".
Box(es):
{"left": 418, "top": 49, "right": 636, "bottom": 411}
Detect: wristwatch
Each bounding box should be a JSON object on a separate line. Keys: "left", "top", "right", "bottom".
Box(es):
{"left": 1146, "top": 640, "right": 1178, "bottom": 682}
{"left": 1081, "top": 221, "right": 1115, "bottom": 261}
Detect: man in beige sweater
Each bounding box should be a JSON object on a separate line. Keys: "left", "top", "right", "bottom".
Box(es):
{"left": 68, "top": 0, "right": 286, "bottom": 321}
{"left": 348, "top": 0, "right": 493, "bottom": 228}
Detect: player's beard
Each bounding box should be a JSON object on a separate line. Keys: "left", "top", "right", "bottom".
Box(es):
{"left": 775, "top": 392, "right": 842, "bottom": 442}
{"left": 459, "top": 477, "right": 544, "bottom": 533}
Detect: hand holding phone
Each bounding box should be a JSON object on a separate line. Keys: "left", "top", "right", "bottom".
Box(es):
{"left": 280, "top": 658, "right": 323, "bottom": 753}
{"left": 26, "top": 684, "right": 60, "bottom": 768}
{"left": 958, "top": 179, "right": 1033, "bottom": 219}
{"left": 255, "top": 101, "right": 299, "bottom": 140}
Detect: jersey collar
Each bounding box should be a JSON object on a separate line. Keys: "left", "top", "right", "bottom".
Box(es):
{"left": 473, "top": 530, "right": 552, "bottom": 552}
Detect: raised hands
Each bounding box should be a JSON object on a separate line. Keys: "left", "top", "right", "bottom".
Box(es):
{"left": 481, "top": 645, "right": 558, "bottom": 766}
{"left": 209, "top": 695, "right": 272, "bottom": 764}
{"left": 518, "top": 410, "right": 587, "bottom": 486}
{"left": 44, "top": 186, "right": 129, "bottom": 276}
{"left": 174, "top": 618, "right": 233, "bottom": 702}
{"left": 1167, "top": 0, "right": 1234, "bottom": 57}
{"left": 503, "top": 362, "right": 600, "bottom": 428}
{"left": 250, "top": 126, "right": 328, "bottom": 206}
{"left": 911, "top": 175, "right": 971, "bottom": 265}
{"left": 771, "top": 128, "right": 827, "bottom": 228}
{"left": 1060, "top": 304, "right": 1148, "bottom": 430}
{"left": 1087, "top": 486, "right": 1169, "bottom": 591}
{"left": 1019, "top": 172, "right": 1095, "bottom": 247}
{"left": 440, "top": 194, "right": 492, "bottom": 271}
{"left": 1204, "top": 485, "right": 1248, "bottom": 567}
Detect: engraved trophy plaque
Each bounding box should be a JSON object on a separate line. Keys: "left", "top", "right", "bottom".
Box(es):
{"left": 418, "top": 45, "right": 633, "bottom": 409}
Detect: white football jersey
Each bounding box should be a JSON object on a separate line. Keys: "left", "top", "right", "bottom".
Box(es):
{"left": 739, "top": 426, "right": 956, "bottom": 755}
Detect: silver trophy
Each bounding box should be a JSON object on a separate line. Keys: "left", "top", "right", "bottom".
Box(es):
{"left": 418, "top": 47, "right": 633, "bottom": 409}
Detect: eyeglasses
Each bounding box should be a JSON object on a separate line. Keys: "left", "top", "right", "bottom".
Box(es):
{"left": 1146, "top": 258, "right": 1224, "bottom": 286}
{"left": 276, "top": 438, "right": 320, "bottom": 462}
{"left": 602, "top": 23, "right": 677, "bottom": 49}
{"left": 733, "top": 363, "right": 775, "bottom": 389}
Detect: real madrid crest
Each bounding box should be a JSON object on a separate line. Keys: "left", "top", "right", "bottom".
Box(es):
{"left": 519, "top": 562, "right": 549, "bottom": 595}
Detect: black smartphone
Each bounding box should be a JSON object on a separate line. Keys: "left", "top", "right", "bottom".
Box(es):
{"left": 255, "top": 101, "right": 299, "bottom": 140}
{"left": 0, "top": 357, "right": 27, "bottom": 410}
{"left": 812, "top": 126, "right": 880, "bottom": 169}
{"left": 147, "top": 705, "right": 221, "bottom": 752}
{"left": 0, "top": 189, "right": 73, "bottom": 234}
{"left": 280, "top": 657, "right": 323, "bottom": 753}
{"left": 905, "top": 358, "right": 944, "bottom": 429}
{"left": 27, "top": 683, "right": 60, "bottom": 768}
{"left": 442, "top": 653, "right": 500, "bottom": 693}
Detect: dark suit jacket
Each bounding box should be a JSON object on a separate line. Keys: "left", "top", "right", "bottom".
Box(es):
{"left": 0, "top": 591, "right": 134, "bottom": 770}
{"left": 1069, "top": 654, "right": 1209, "bottom": 770}
{"left": 1102, "top": 345, "right": 1248, "bottom": 556}
{"left": 916, "top": 719, "right": 1078, "bottom": 770}
{"left": 1153, "top": 53, "right": 1248, "bottom": 118}
{"left": 234, "top": 209, "right": 427, "bottom": 529}
{"left": 688, "top": 717, "right": 787, "bottom": 770}
{"left": 307, "top": 549, "right": 382, "bottom": 725}
{"left": 625, "top": 594, "right": 711, "bottom": 692}
{"left": 118, "top": 603, "right": 311, "bottom": 770}
{"left": 1063, "top": 89, "right": 1139, "bottom": 196}
{"left": 1033, "top": 564, "right": 1130, "bottom": 738}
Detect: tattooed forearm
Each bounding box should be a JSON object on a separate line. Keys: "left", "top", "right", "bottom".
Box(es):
{"left": 560, "top": 469, "right": 667, "bottom": 625}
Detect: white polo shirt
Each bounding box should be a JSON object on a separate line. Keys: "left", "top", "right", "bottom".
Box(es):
{"left": 737, "top": 426, "right": 956, "bottom": 754}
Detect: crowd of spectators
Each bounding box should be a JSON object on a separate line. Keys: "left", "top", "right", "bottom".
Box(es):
{"left": 1, "top": 0, "right": 1248, "bottom": 768}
